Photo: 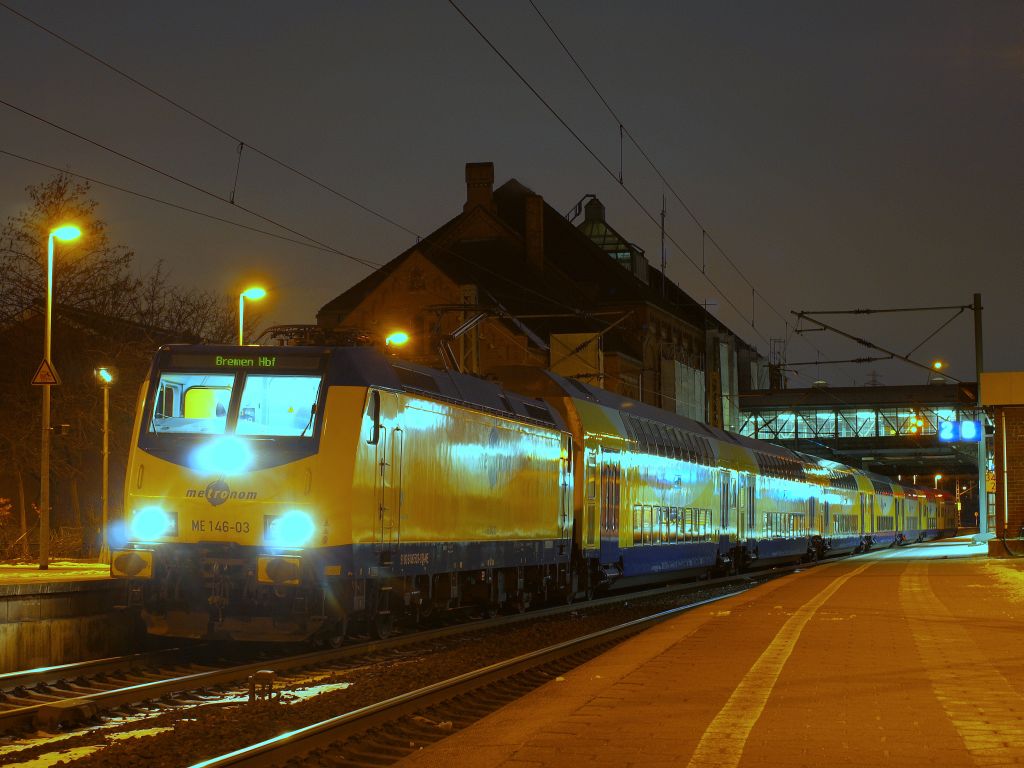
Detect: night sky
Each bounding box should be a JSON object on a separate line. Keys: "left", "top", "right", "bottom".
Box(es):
{"left": 1, "top": 1, "right": 1020, "bottom": 387}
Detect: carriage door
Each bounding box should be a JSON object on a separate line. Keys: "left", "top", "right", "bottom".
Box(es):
{"left": 372, "top": 396, "right": 403, "bottom": 565}
{"left": 859, "top": 493, "right": 870, "bottom": 535}
{"left": 583, "top": 446, "right": 599, "bottom": 551}
{"left": 559, "top": 434, "right": 573, "bottom": 550}
{"left": 720, "top": 470, "right": 737, "bottom": 539}
{"left": 600, "top": 449, "right": 621, "bottom": 559}
{"left": 736, "top": 473, "right": 751, "bottom": 541}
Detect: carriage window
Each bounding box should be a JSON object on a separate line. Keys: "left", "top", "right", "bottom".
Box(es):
{"left": 235, "top": 374, "right": 322, "bottom": 437}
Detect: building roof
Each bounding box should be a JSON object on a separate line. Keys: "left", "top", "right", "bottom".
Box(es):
{"left": 318, "top": 169, "right": 752, "bottom": 352}
{"left": 739, "top": 382, "right": 979, "bottom": 410}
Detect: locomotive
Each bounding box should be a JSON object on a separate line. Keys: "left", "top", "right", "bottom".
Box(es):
{"left": 110, "top": 344, "right": 956, "bottom": 643}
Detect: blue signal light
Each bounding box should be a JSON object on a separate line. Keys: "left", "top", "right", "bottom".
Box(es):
{"left": 937, "top": 420, "right": 981, "bottom": 443}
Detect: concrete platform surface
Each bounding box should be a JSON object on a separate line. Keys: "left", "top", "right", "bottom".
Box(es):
{"left": 399, "top": 537, "right": 1024, "bottom": 768}
{"left": 0, "top": 559, "right": 109, "bottom": 585}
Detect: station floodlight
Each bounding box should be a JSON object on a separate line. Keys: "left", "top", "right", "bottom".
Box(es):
{"left": 385, "top": 331, "right": 409, "bottom": 347}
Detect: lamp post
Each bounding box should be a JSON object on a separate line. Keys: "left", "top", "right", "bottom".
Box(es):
{"left": 39, "top": 225, "right": 81, "bottom": 570}
{"left": 934, "top": 473, "right": 943, "bottom": 490}
{"left": 238, "top": 286, "right": 266, "bottom": 345}
{"left": 95, "top": 367, "right": 114, "bottom": 563}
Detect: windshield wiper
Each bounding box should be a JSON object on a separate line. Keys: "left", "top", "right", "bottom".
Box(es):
{"left": 300, "top": 404, "right": 316, "bottom": 437}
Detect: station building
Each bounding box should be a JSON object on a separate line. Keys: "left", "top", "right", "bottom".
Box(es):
{"left": 316, "top": 162, "right": 768, "bottom": 431}
{"left": 980, "top": 371, "right": 1024, "bottom": 553}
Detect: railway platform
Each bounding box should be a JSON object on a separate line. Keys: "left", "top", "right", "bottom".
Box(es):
{"left": 399, "top": 535, "right": 1024, "bottom": 768}
{"left": 0, "top": 559, "right": 110, "bottom": 584}
{"left": 0, "top": 560, "right": 138, "bottom": 673}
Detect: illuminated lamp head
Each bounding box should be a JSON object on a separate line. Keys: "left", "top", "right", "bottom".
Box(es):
{"left": 130, "top": 506, "right": 175, "bottom": 540}
{"left": 265, "top": 510, "right": 316, "bottom": 548}
{"left": 51, "top": 224, "right": 81, "bottom": 241}
{"left": 241, "top": 286, "right": 267, "bottom": 301}
{"left": 192, "top": 436, "right": 252, "bottom": 476}
{"left": 385, "top": 331, "right": 409, "bottom": 347}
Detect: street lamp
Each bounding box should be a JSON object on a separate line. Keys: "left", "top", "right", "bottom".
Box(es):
{"left": 94, "top": 366, "right": 114, "bottom": 564}
{"left": 238, "top": 286, "right": 266, "bottom": 345}
{"left": 39, "top": 224, "right": 81, "bottom": 570}
{"left": 385, "top": 331, "right": 409, "bottom": 348}
{"left": 934, "top": 473, "right": 943, "bottom": 490}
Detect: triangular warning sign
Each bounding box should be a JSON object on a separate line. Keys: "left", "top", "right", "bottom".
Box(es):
{"left": 31, "top": 359, "right": 61, "bottom": 386}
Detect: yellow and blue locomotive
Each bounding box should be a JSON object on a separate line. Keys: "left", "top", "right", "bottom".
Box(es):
{"left": 111, "top": 344, "right": 956, "bottom": 643}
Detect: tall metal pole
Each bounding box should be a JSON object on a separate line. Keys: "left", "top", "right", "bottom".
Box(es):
{"left": 239, "top": 293, "right": 245, "bottom": 346}
{"left": 39, "top": 234, "right": 54, "bottom": 570}
{"left": 100, "top": 383, "right": 110, "bottom": 563}
{"left": 973, "top": 293, "right": 988, "bottom": 535}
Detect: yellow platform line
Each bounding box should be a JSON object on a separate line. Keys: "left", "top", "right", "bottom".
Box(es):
{"left": 686, "top": 563, "right": 872, "bottom": 768}
{"left": 900, "top": 562, "right": 1024, "bottom": 766}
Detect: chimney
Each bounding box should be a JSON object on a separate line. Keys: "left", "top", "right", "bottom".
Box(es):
{"left": 464, "top": 162, "right": 495, "bottom": 213}
{"left": 525, "top": 194, "right": 544, "bottom": 272}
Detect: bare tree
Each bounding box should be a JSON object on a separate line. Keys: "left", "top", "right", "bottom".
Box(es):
{"left": 0, "top": 174, "right": 242, "bottom": 558}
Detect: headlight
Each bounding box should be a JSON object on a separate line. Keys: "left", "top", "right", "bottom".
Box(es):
{"left": 192, "top": 437, "right": 251, "bottom": 476}
{"left": 130, "top": 506, "right": 177, "bottom": 540}
{"left": 264, "top": 510, "right": 315, "bottom": 548}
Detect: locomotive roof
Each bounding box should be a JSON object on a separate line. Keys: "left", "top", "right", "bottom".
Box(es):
{"left": 154, "top": 344, "right": 568, "bottom": 432}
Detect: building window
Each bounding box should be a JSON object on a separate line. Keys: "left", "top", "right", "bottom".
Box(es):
{"left": 407, "top": 266, "right": 426, "bottom": 292}
{"left": 838, "top": 410, "right": 876, "bottom": 438}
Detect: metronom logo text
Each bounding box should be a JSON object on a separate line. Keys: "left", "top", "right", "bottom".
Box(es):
{"left": 187, "top": 478, "right": 257, "bottom": 507}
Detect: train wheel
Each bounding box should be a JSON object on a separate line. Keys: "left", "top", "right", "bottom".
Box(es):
{"left": 326, "top": 616, "right": 348, "bottom": 649}
{"left": 371, "top": 589, "right": 394, "bottom": 639}
{"left": 415, "top": 600, "right": 433, "bottom": 624}
{"left": 372, "top": 610, "right": 394, "bottom": 639}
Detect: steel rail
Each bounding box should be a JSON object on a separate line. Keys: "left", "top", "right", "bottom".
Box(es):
{"left": 0, "top": 555, "right": 837, "bottom": 735}
{"left": 0, "top": 574, "right": 754, "bottom": 734}
{"left": 188, "top": 591, "right": 745, "bottom": 768}
{"left": 0, "top": 648, "right": 190, "bottom": 690}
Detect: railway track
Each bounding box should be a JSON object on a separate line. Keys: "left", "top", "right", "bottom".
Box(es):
{"left": 0, "top": 569, "right": 771, "bottom": 736}
{"left": 189, "top": 590, "right": 745, "bottom": 767}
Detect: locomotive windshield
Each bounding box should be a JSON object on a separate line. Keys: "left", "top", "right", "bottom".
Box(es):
{"left": 149, "top": 371, "right": 322, "bottom": 438}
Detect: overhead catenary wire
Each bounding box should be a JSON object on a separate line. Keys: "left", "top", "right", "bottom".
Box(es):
{"left": 0, "top": 97, "right": 381, "bottom": 270}
{"left": 451, "top": 0, "right": 804, "bottom": 356}
{"left": 0, "top": 0, "right": 420, "bottom": 240}
{"left": 0, "top": 6, "right": 621, "bottom": 327}
{"left": 0, "top": 95, "right": 604, "bottom": 328}
{"left": 524, "top": 0, "right": 852, "bottom": 380}
{"left": 9, "top": 0, "right": 823, "bottom": 367}
{"left": 0, "top": 148, "right": 374, "bottom": 261}
{"left": 3, "top": 1, "right": 879, "bottom": 382}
